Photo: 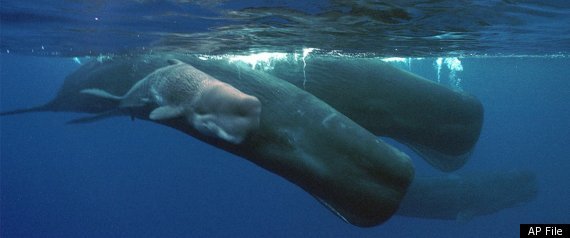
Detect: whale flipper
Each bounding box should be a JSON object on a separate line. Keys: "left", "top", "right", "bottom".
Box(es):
{"left": 81, "top": 88, "right": 123, "bottom": 100}
{"left": 149, "top": 105, "right": 184, "bottom": 120}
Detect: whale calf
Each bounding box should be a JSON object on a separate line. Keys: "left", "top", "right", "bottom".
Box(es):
{"left": 79, "top": 59, "right": 261, "bottom": 144}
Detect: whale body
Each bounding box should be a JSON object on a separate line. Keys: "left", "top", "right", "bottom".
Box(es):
{"left": 0, "top": 53, "right": 485, "bottom": 226}
{"left": 1, "top": 54, "right": 415, "bottom": 227}
{"left": 270, "top": 57, "right": 484, "bottom": 171}
{"left": 0, "top": 54, "right": 484, "bottom": 173}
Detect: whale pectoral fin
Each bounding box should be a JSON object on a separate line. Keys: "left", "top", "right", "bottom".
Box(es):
{"left": 149, "top": 106, "right": 183, "bottom": 120}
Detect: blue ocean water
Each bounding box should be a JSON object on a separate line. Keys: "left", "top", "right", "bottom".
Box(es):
{"left": 1, "top": 1, "right": 570, "bottom": 237}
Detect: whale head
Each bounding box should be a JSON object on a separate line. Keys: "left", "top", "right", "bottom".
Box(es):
{"left": 191, "top": 82, "right": 261, "bottom": 144}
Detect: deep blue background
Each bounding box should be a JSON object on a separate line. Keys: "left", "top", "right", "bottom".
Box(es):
{"left": 1, "top": 55, "right": 569, "bottom": 237}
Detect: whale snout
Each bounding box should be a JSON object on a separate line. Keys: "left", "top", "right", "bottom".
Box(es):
{"left": 191, "top": 83, "right": 262, "bottom": 144}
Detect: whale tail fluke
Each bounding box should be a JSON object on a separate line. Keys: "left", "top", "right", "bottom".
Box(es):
{"left": 80, "top": 88, "right": 122, "bottom": 101}
{"left": 0, "top": 104, "right": 50, "bottom": 116}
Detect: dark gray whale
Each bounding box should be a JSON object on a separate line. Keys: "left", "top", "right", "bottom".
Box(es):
{"left": 2, "top": 55, "right": 483, "bottom": 172}
{"left": 0, "top": 53, "right": 486, "bottom": 226}
{"left": 2, "top": 54, "right": 415, "bottom": 227}
{"left": 270, "top": 57, "right": 484, "bottom": 171}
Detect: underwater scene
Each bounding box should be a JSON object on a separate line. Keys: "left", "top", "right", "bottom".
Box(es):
{"left": 1, "top": 1, "right": 569, "bottom": 237}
